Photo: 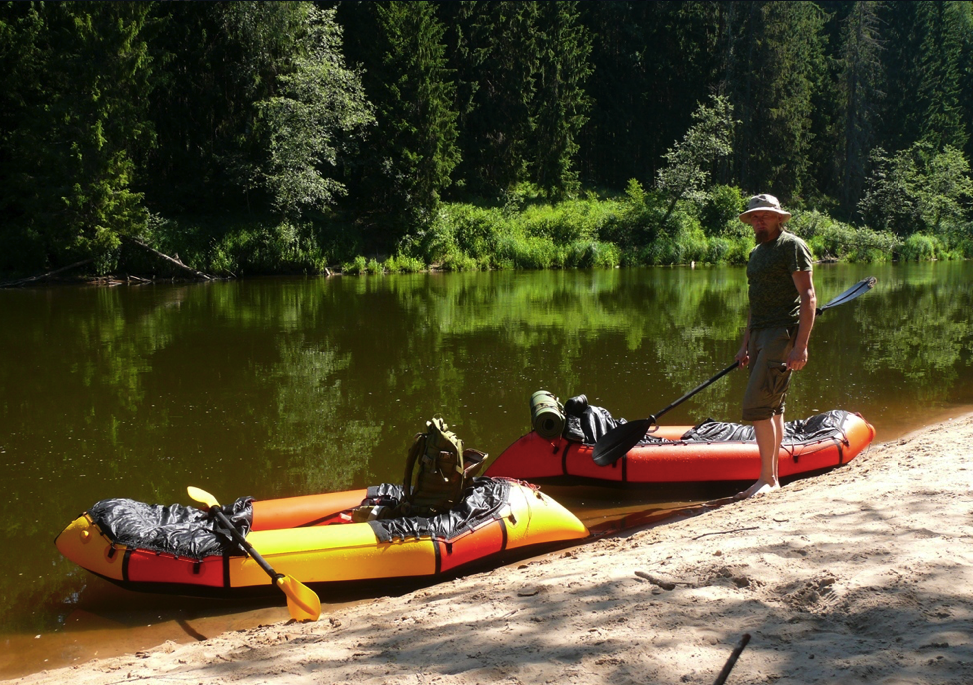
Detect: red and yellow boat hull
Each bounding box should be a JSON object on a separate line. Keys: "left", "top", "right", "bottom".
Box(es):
{"left": 55, "top": 480, "right": 588, "bottom": 595}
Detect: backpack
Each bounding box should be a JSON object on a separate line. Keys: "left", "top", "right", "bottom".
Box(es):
{"left": 401, "top": 417, "right": 486, "bottom": 517}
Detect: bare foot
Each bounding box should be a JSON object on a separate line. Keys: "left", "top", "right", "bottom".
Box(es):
{"left": 734, "top": 479, "right": 780, "bottom": 500}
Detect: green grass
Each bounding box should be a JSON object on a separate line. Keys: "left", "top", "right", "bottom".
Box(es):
{"left": 111, "top": 188, "right": 931, "bottom": 280}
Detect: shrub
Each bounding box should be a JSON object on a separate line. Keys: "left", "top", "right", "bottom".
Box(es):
{"left": 494, "top": 234, "right": 559, "bottom": 270}
{"left": 382, "top": 254, "right": 425, "bottom": 273}
{"left": 790, "top": 211, "right": 897, "bottom": 262}
{"left": 896, "top": 234, "right": 956, "bottom": 261}
{"left": 440, "top": 251, "right": 482, "bottom": 272}
{"left": 520, "top": 199, "right": 616, "bottom": 245}
{"left": 342, "top": 255, "right": 368, "bottom": 275}
{"left": 700, "top": 185, "right": 747, "bottom": 236}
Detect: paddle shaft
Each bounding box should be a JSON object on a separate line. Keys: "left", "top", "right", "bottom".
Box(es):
{"left": 650, "top": 361, "right": 739, "bottom": 425}
{"left": 590, "top": 277, "right": 877, "bottom": 466}
{"left": 647, "top": 277, "right": 875, "bottom": 424}
{"left": 208, "top": 505, "right": 280, "bottom": 582}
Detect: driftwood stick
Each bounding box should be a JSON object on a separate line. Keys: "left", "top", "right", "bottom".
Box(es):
{"left": 713, "top": 633, "right": 751, "bottom": 685}
{"left": 0, "top": 258, "right": 96, "bottom": 288}
{"left": 634, "top": 570, "right": 695, "bottom": 589}
{"left": 125, "top": 274, "right": 154, "bottom": 284}
{"left": 123, "top": 236, "right": 215, "bottom": 280}
{"left": 692, "top": 526, "right": 758, "bottom": 541}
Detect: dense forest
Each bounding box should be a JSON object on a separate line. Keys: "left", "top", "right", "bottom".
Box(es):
{"left": 1, "top": 1, "right": 971, "bottom": 280}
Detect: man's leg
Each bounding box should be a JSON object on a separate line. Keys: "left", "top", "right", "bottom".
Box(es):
{"left": 771, "top": 412, "right": 784, "bottom": 482}
{"left": 736, "top": 414, "right": 782, "bottom": 499}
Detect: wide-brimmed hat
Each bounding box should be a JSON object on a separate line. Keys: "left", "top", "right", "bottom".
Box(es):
{"left": 739, "top": 194, "right": 791, "bottom": 224}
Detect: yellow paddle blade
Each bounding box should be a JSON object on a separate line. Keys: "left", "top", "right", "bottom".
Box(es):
{"left": 187, "top": 486, "right": 220, "bottom": 509}
{"left": 277, "top": 575, "right": 322, "bottom": 621}
{"left": 188, "top": 486, "right": 320, "bottom": 621}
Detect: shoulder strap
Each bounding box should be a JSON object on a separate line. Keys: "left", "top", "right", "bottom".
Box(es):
{"left": 428, "top": 417, "right": 464, "bottom": 473}
{"left": 402, "top": 431, "right": 426, "bottom": 498}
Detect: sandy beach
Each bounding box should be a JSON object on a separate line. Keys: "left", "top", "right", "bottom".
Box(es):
{"left": 10, "top": 413, "right": 973, "bottom": 685}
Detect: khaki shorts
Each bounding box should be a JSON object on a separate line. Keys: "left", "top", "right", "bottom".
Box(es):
{"left": 742, "top": 326, "right": 795, "bottom": 422}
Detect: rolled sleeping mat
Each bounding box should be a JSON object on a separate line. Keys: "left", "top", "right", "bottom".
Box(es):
{"left": 530, "top": 390, "right": 565, "bottom": 440}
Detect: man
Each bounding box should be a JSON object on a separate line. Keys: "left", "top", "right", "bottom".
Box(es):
{"left": 734, "top": 194, "right": 816, "bottom": 499}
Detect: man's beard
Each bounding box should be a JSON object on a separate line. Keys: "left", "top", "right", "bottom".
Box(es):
{"left": 754, "top": 226, "right": 777, "bottom": 243}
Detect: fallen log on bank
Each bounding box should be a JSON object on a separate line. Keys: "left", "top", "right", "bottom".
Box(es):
{"left": 122, "top": 237, "right": 217, "bottom": 281}
{"left": 1, "top": 238, "right": 220, "bottom": 288}
{"left": 0, "top": 258, "right": 96, "bottom": 288}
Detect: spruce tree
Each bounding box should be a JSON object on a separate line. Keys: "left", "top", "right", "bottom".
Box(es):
{"left": 960, "top": 2, "right": 973, "bottom": 163}
{"left": 144, "top": 2, "right": 307, "bottom": 213}
{"left": 0, "top": 2, "right": 152, "bottom": 272}
{"left": 877, "top": 1, "right": 923, "bottom": 153}
{"left": 526, "top": 1, "right": 592, "bottom": 198}
{"left": 914, "top": 1, "right": 969, "bottom": 151}
{"left": 837, "top": 1, "right": 885, "bottom": 217}
{"left": 339, "top": 1, "right": 459, "bottom": 245}
{"left": 579, "top": 1, "right": 722, "bottom": 190}
{"left": 726, "top": 1, "right": 829, "bottom": 200}
{"left": 145, "top": 3, "right": 372, "bottom": 220}
{"left": 448, "top": 1, "right": 539, "bottom": 197}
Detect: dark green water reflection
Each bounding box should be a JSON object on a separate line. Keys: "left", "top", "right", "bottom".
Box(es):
{"left": 3, "top": 262, "right": 973, "bottom": 639}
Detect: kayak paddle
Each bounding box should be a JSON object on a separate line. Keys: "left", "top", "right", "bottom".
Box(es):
{"left": 591, "top": 276, "right": 878, "bottom": 467}
{"left": 187, "top": 486, "right": 322, "bottom": 621}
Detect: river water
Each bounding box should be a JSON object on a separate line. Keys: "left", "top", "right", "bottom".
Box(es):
{"left": 3, "top": 261, "right": 973, "bottom": 677}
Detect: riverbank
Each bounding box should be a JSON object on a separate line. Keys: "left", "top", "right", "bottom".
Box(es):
{"left": 11, "top": 413, "right": 973, "bottom": 685}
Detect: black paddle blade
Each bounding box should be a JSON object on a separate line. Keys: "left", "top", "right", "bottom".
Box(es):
{"left": 591, "top": 418, "right": 653, "bottom": 466}
{"left": 817, "top": 276, "right": 876, "bottom": 314}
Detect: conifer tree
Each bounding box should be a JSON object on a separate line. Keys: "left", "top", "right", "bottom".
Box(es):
{"left": 339, "top": 1, "right": 459, "bottom": 242}
{"left": 0, "top": 2, "right": 152, "bottom": 272}
{"left": 579, "top": 1, "right": 721, "bottom": 189}
{"left": 448, "top": 1, "right": 539, "bottom": 197}
{"left": 144, "top": 3, "right": 303, "bottom": 213}
{"left": 914, "top": 1, "right": 969, "bottom": 151}
{"left": 145, "top": 3, "right": 371, "bottom": 219}
{"left": 526, "top": 1, "right": 592, "bottom": 198}
{"left": 877, "top": 1, "right": 923, "bottom": 154}
{"left": 726, "top": 1, "right": 829, "bottom": 200}
{"left": 837, "top": 1, "right": 885, "bottom": 217}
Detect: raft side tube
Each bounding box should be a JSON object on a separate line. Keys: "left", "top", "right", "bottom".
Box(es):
{"left": 489, "top": 412, "right": 876, "bottom": 484}
{"left": 55, "top": 514, "right": 127, "bottom": 582}
{"left": 251, "top": 489, "right": 368, "bottom": 531}
{"left": 486, "top": 432, "right": 570, "bottom": 480}
{"left": 502, "top": 485, "right": 589, "bottom": 550}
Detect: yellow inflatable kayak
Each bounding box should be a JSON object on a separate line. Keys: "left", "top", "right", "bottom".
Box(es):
{"left": 56, "top": 477, "right": 588, "bottom": 596}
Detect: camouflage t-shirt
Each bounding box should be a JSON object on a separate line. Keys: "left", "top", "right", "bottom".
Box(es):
{"left": 746, "top": 230, "right": 813, "bottom": 330}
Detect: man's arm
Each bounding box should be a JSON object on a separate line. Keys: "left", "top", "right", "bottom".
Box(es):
{"left": 787, "top": 270, "right": 816, "bottom": 370}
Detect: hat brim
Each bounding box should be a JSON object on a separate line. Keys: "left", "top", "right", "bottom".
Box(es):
{"left": 739, "top": 208, "right": 791, "bottom": 225}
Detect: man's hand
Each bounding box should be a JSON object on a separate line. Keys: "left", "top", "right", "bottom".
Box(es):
{"left": 786, "top": 345, "right": 808, "bottom": 371}
{"left": 735, "top": 346, "right": 750, "bottom": 369}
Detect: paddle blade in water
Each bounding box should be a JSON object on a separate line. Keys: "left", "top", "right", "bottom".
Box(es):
{"left": 592, "top": 419, "right": 652, "bottom": 466}
{"left": 278, "top": 575, "right": 322, "bottom": 621}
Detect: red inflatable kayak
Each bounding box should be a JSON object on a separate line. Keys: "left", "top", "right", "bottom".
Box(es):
{"left": 486, "top": 410, "right": 875, "bottom": 486}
